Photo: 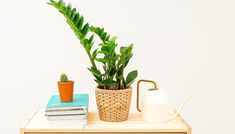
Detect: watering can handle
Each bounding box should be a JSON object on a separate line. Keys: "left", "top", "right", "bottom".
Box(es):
{"left": 137, "top": 79, "right": 158, "bottom": 112}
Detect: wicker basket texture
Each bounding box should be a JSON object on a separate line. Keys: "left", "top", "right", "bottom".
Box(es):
{"left": 95, "top": 87, "right": 132, "bottom": 122}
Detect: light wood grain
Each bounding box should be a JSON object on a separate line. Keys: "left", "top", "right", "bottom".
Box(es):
{"left": 21, "top": 108, "right": 191, "bottom": 134}
{"left": 25, "top": 132, "right": 186, "bottom": 134}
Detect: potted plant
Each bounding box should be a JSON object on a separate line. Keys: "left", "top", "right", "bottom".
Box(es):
{"left": 58, "top": 73, "right": 74, "bottom": 102}
{"left": 48, "top": 0, "right": 138, "bottom": 121}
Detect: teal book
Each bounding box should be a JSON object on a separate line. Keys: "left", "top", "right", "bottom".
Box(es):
{"left": 46, "top": 94, "right": 89, "bottom": 111}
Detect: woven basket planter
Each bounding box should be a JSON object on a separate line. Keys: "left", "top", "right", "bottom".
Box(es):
{"left": 95, "top": 87, "right": 132, "bottom": 122}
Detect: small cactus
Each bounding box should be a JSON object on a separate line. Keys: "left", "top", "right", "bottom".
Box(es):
{"left": 60, "top": 73, "right": 69, "bottom": 83}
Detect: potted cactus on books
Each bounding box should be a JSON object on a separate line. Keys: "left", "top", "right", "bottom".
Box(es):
{"left": 58, "top": 74, "right": 74, "bottom": 102}
{"left": 48, "top": 0, "right": 138, "bottom": 122}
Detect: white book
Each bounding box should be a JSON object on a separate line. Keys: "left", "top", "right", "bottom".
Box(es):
{"left": 46, "top": 106, "right": 87, "bottom": 111}
{"left": 45, "top": 109, "right": 86, "bottom": 116}
{"left": 47, "top": 114, "right": 87, "bottom": 121}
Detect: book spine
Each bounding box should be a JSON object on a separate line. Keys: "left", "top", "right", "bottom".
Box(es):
{"left": 45, "top": 110, "right": 86, "bottom": 116}
{"left": 46, "top": 107, "right": 88, "bottom": 111}
{"left": 47, "top": 115, "right": 87, "bottom": 120}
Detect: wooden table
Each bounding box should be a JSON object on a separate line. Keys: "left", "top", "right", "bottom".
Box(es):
{"left": 20, "top": 108, "right": 191, "bottom": 134}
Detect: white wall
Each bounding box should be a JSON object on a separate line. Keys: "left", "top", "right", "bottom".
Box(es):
{"left": 0, "top": 0, "right": 234, "bottom": 133}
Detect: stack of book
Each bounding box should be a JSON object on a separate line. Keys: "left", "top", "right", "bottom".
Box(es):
{"left": 45, "top": 94, "right": 89, "bottom": 121}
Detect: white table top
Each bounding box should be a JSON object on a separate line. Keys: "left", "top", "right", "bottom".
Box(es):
{"left": 21, "top": 108, "right": 191, "bottom": 133}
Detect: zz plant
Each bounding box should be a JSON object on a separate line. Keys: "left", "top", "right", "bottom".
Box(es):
{"left": 48, "top": 0, "right": 138, "bottom": 89}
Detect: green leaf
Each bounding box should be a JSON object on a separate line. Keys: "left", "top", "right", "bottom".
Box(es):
{"left": 58, "top": 0, "right": 65, "bottom": 6}
{"left": 77, "top": 16, "right": 84, "bottom": 29}
{"left": 109, "top": 67, "right": 116, "bottom": 77}
{"left": 95, "top": 58, "right": 107, "bottom": 64}
{"left": 101, "top": 32, "right": 107, "bottom": 41}
{"left": 71, "top": 8, "right": 77, "bottom": 20}
{"left": 95, "top": 27, "right": 101, "bottom": 35}
{"left": 126, "top": 70, "right": 138, "bottom": 87}
{"left": 105, "top": 35, "right": 110, "bottom": 41}
{"left": 92, "top": 48, "right": 99, "bottom": 58}
{"left": 90, "top": 26, "right": 111, "bottom": 43}
{"left": 120, "top": 46, "right": 127, "bottom": 54}
{"left": 101, "top": 46, "right": 109, "bottom": 53}
{"left": 59, "top": 5, "right": 66, "bottom": 12}
{"left": 85, "top": 39, "right": 92, "bottom": 52}
{"left": 88, "top": 34, "right": 94, "bottom": 44}
{"left": 101, "top": 28, "right": 104, "bottom": 34}
{"left": 89, "top": 26, "right": 96, "bottom": 32}
{"left": 96, "top": 79, "right": 117, "bottom": 86}
{"left": 81, "top": 23, "right": 89, "bottom": 37}
{"left": 74, "top": 13, "right": 80, "bottom": 26}
{"left": 66, "top": 4, "right": 72, "bottom": 17}
{"left": 57, "top": 0, "right": 66, "bottom": 11}
{"left": 126, "top": 44, "right": 133, "bottom": 53}
{"left": 87, "top": 67, "right": 102, "bottom": 81}
{"left": 122, "top": 53, "right": 133, "bottom": 68}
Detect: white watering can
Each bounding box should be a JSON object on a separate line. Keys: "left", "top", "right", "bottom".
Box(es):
{"left": 137, "top": 79, "right": 192, "bottom": 122}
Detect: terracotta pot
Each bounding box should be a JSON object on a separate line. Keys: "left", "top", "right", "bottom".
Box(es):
{"left": 57, "top": 81, "right": 74, "bottom": 102}
{"left": 95, "top": 87, "right": 132, "bottom": 122}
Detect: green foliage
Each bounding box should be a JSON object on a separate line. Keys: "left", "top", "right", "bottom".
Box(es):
{"left": 60, "top": 73, "right": 69, "bottom": 83}
{"left": 48, "top": 0, "right": 138, "bottom": 89}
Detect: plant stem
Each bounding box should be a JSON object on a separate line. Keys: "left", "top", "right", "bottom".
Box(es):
{"left": 122, "top": 77, "right": 126, "bottom": 89}
{"left": 80, "top": 40, "right": 97, "bottom": 70}
{"left": 88, "top": 52, "right": 97, "bottom": 70}
{"left": 115, "top": 65, "right": 120, "bottom": 89}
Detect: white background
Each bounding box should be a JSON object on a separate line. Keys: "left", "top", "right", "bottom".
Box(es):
{"left": 0, "top": 0, "right": 234, "bottom": 133}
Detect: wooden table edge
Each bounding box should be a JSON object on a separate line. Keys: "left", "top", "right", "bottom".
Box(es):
{"left": 20, "top": 108, "right": 40, "bottom": 134}
{"left": 178, "top": 115, "right": 192, "bottom": 134}
{"left": 23, "top": 128, "right": 190, "bottom": 133}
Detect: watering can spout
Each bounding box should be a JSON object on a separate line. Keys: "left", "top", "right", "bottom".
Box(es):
{"left": 167, "top": 94, "right": 192, "bottom": 118}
